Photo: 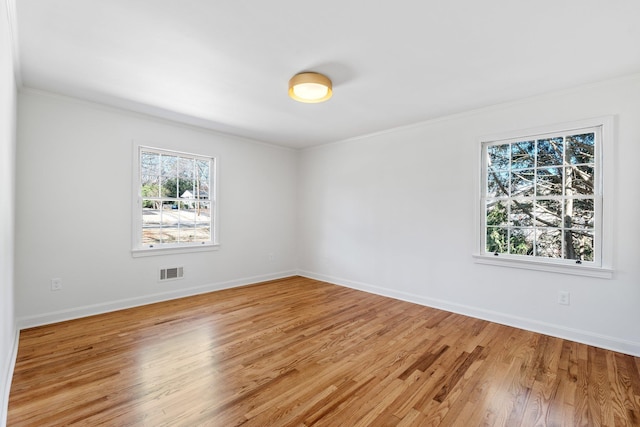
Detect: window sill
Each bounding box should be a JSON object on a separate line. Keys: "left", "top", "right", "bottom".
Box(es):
{"left": 472, "top": 254, "right": 613, "bottom": 279}
{"left": 132, "top": 243, "right": 220, "bottom": 258}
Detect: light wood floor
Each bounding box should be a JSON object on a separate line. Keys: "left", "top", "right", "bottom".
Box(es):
{"left": 8, "top": 276, "right": 640, "bottom": 426}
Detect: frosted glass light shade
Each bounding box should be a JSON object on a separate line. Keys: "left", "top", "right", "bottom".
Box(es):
{"left": 288, "top": 72, "right": 332, "bottom": 103}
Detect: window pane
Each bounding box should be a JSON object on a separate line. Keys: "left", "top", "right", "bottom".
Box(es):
{"left": 141, "top": 152, "right": 160, "bottom": 176}
{"left": 487, "top": 227, "right": 508, "bottom": 254}
{"left": 536, "top": 229, "right": 562, "bottom": 258}
{"left": 142, "top": 204, "right": 160, "bottom": 223}
{"left": 196, "top": 201, "right": 211, "bottom": 221}
{"left": 486, "top": 201, "right": 508, "bottom": 226}
{"left": 536, "top": 167, "right": 562, "bottom": 196}
{"left": 509, "top": 228, "right": 534, "bottom": 255}
{"left": 537, "top": 137, "right": 563, "bottom": 166}
{"left": 171, "top": 201, "right": 195, "bottom": 243}
{"left": 194, "top": 225, "right": 211, "bottom": 242}
{"left": 178, "top": 157, "right": 194, "bottom": 179}
{"left": 180, "top": 229, "right": 195, "bottom": 243}
{"left": 511, "top": 141, "right": 535, "bottom": 170}
{"left": 195, "top": 159, "right": 210, "bottom": 198}
{"left": 142, "top": 226, "right": 161, "bottom": 245}
{"left": 565, "top": 230, "right": 594, "bottom": 261}
{"left": 197, "top": 181, "right": 210, "bottom": 199}
{"left": 196, "top": 159, "right": 210, "bottom": 179}
{"left": 487, "top": 171, "right": 509, "bottom": 197}
{"left": 162, "top": 178, "right": 178, "bottom": 198}
{"left": 511, "top": 169, "right": 534, "bottom": 197}
{"left": 488, "top": 144, "right": 510, "bottom": 170}
{"left": 161, "top": 155, "right": 178, "bottom": 177}
{"left": 178, "top": 179, "right": 195, "bottom": 198}
{"left": 566, "top": 198, "right": 594, "bottom": 229}
{"left": 160, "top": 207, "right": 179, "bottom": 243}
{"left": 565, "top": 165, "right": 594, "bottom": 196}
{"left": 535, "top": 200, "right": 562, "bottom": 227}
{"left": 141, "top": 174, "right": 158, "bottom": 186}
{"left": 195, "top": 203, "right": 211, "bottom": 243}
{"left": 141, "top": 176, "right": 161, "bottom": 198}
{"left": 566, "top": 133, "right": 594, "bottom": 165}
{"left": 510, "top": 200, "right": 533, "bottom": 227}
{"left": 142, "top": 205, "right": 161, "bottom": 244}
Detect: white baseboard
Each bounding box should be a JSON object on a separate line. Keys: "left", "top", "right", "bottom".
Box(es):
{"left": 1, "top": 327, "right": 19, "bottom": 427}
{"left": 17, "top": 271, "right": 297, "bottom": 330}
{"left": 298, "top": 270, "right": 640, "bottom": 358}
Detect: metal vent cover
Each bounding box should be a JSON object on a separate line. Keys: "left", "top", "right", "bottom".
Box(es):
{"left": 159, "top": 267, "right": 184, "bottom": 281}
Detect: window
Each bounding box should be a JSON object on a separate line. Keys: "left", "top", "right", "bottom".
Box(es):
{"left": 475, "top": 117, "right": 613, "bottom": 278}
{"left": 132, "top": 146, "right": 217, "bottom": 256}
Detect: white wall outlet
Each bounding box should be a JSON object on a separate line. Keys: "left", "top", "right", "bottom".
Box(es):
{"left": 268, "top": 252, "right": 275, "bottom": 262}
{"left": 51, "top": 278, "right": 62, "bottom": 291}
{"left": 558, "top": 290, "right": 570, "bottom": 305}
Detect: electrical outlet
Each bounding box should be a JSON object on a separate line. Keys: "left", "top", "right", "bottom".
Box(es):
{"left": 51, "top": 278, "right": 62, "bottom": 291}
{"left": 268, "top": 252, "right": 275, "bottom": 262}
{"left": 558, "top": 290, "right": 570, "bottom": 305}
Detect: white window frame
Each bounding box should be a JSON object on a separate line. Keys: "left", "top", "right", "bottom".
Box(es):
{"left": 132, "top": 144, "right": 219, "bottom": 257}
{"left": 473, "top": 117, "right": 614, "bottom": 278}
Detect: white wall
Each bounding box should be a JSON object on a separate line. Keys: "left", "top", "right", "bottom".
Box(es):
{"left": 15, "top": 90, "right": 298, "bottom": 326}
{"left": 298, "top": 74, "right": 640, "bottom": 356}
{"left": 0, "top": 0, "right": 17, "bottom": 423}
{"left": 10, "top": 66, "right": 640, "bottom": 369}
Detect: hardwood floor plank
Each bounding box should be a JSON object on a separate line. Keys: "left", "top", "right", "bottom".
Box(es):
{"left": 520, "top": 335, "right": 564, "bottom": 426}
{"left": 8, "top": 276, "right": 640, "bottom": 426}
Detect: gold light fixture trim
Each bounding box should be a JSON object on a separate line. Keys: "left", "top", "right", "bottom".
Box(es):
{"left": 288, "top": 72, "right": 332, "bottom": 103}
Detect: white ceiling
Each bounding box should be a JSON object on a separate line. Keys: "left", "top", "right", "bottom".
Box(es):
{"left": 13, "top": 0, "right": 640, "bottom": 148}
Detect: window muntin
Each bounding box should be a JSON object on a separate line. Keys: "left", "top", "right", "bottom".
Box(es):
{"left": 136, "top": 146, "right": 215, "bottom": 251}
{"left": 482, "top": 127, "right": 600, "bottom": 265}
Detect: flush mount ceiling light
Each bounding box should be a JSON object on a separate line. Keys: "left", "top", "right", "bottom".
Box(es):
{"left": 288, "top": 72, "right": 332, "bottom": 103}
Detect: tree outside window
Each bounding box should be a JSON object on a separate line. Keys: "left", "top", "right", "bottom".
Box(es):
{"left": 483, "top": 130, "right": 597, "bottom": 263}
